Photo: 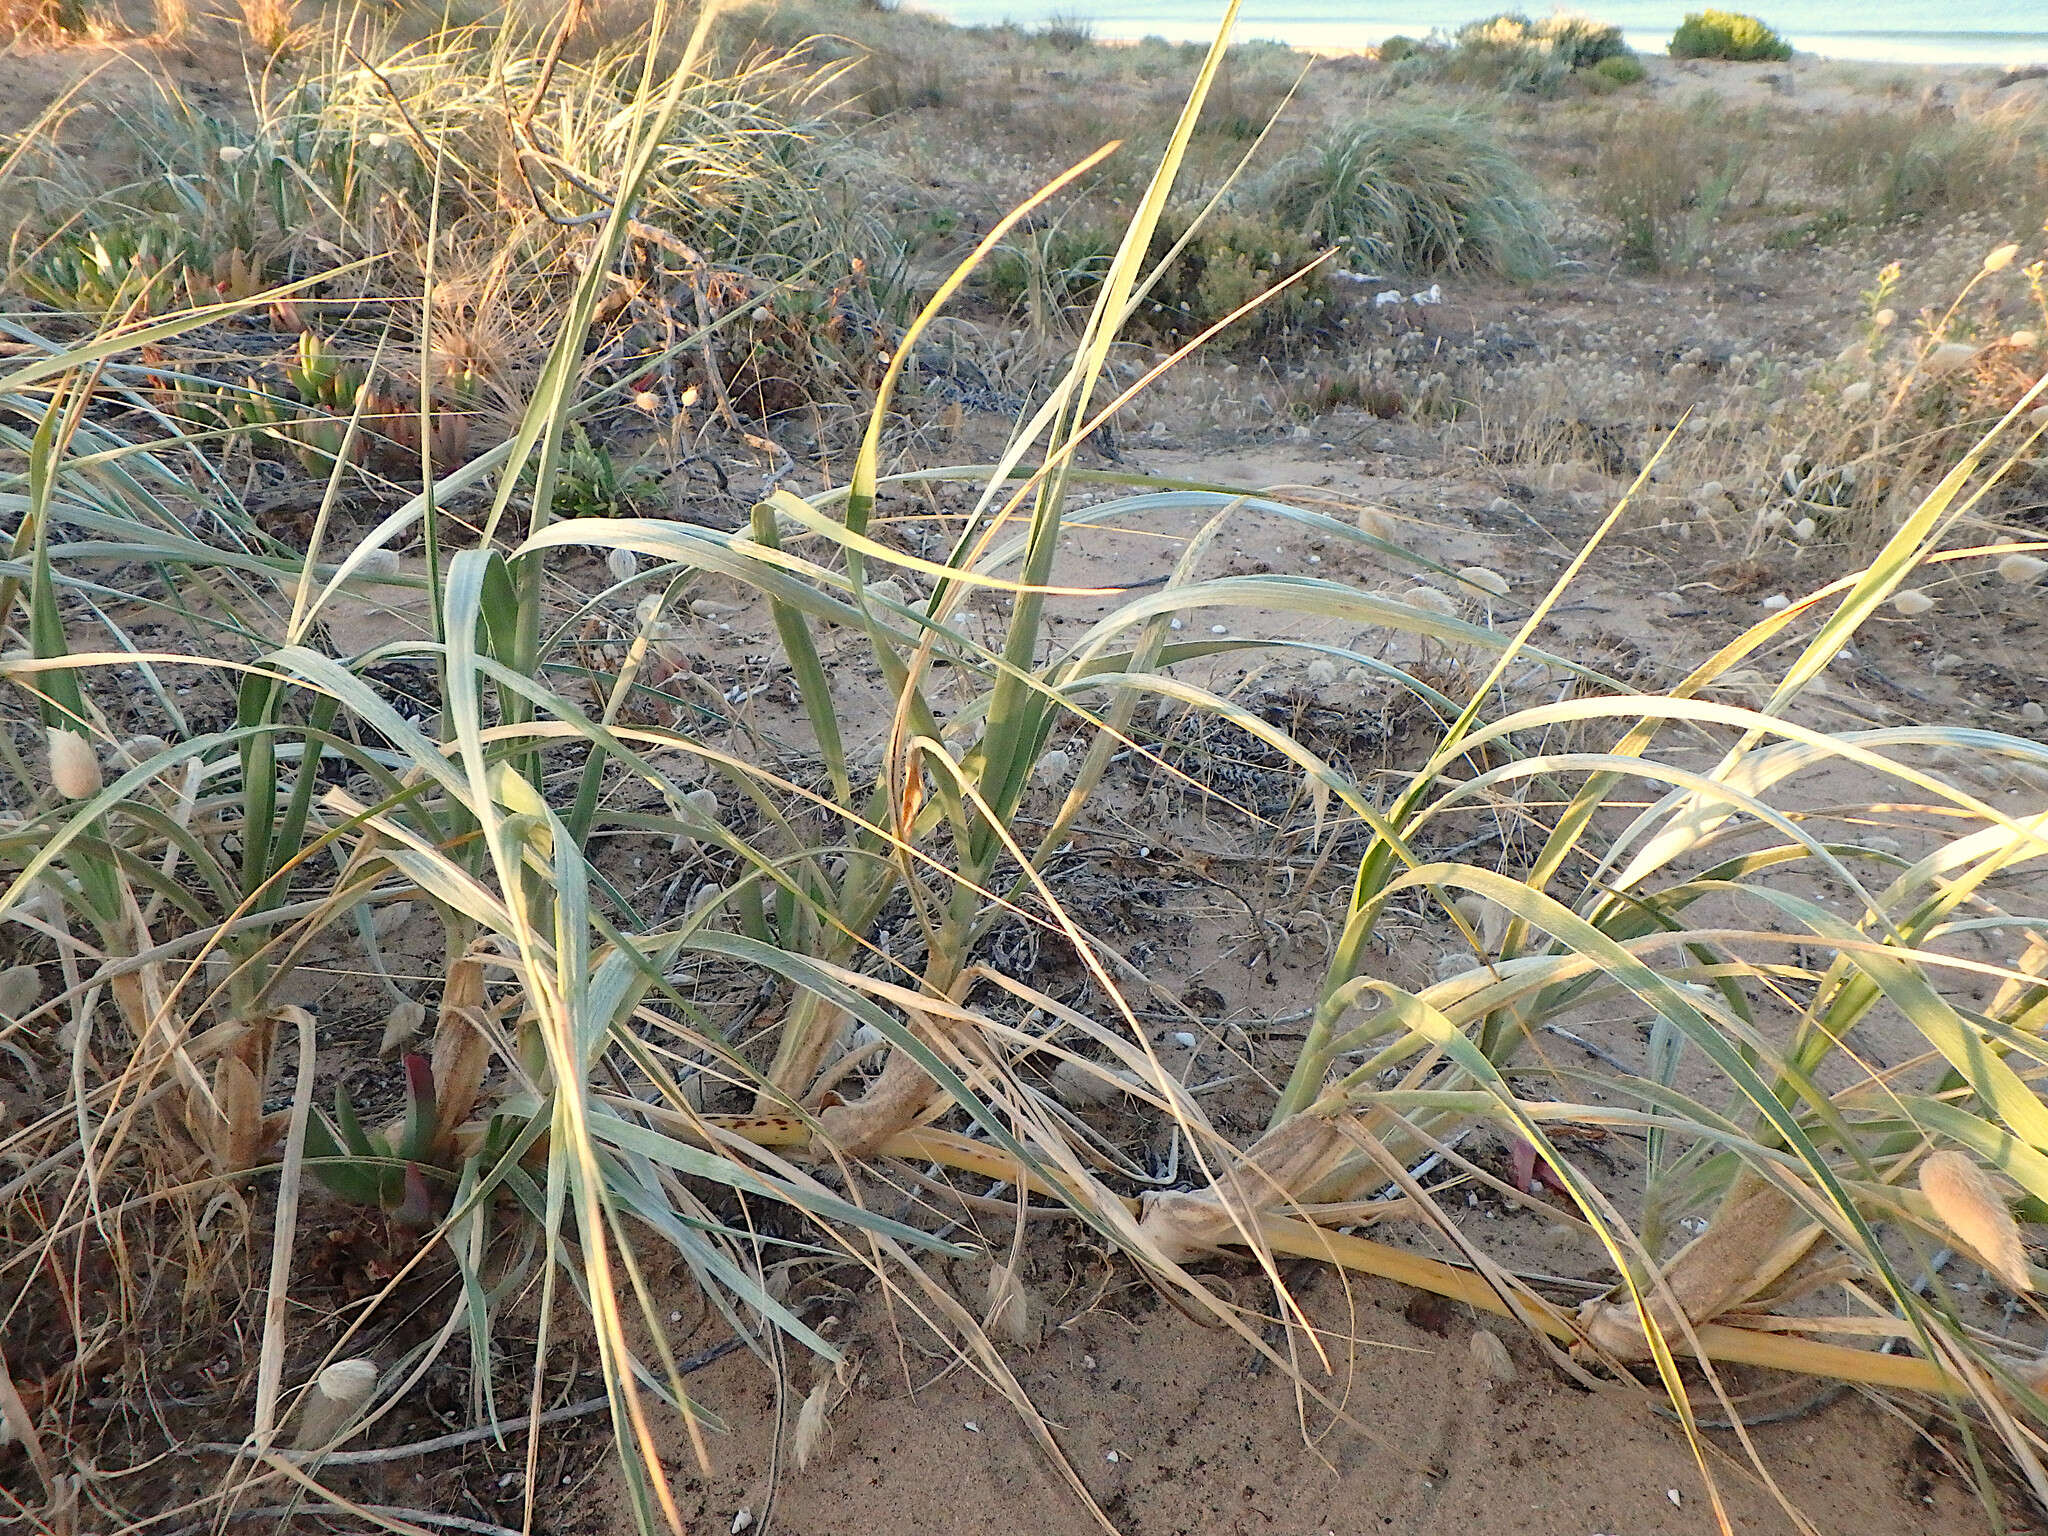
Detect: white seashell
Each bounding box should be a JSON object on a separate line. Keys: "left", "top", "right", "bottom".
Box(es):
{"left": 1984, "top": 243, "right": 2020, "bottom": 273}
{"left": 1034, "top": 749, "right": 1071, "bottom": 788}
{"left": 49, "top": 728, "right": 100, "bottom": 799}
{"left": 1399, "top": 586, "right": 1461, "bottom": 618}
{"left": 1469, "top": 1328, "right": 1515, "bottom": 1385}
{"left": 0, "top": 964, "right": 43, "bottom": 1020}
{"left": 1920, "top": 1151, "right": 2031, "bottom": 1293}
{"left": 1891, "top": 589, "right": 1936, "bottom": 617}
{"left": 1791, "top": 517, "right": 1817, "bottom": 542}
{"left": 1839, "top": 380, "right": 1872, "bottom": 407}
{"left": 731, "top": 1511, "right": 755, "bottom": 1535}
{"left": 294, "top": 1358, "right": 379, "bottom": 1448}
{"left": 607, "top": 547, "right": 638, "bottom": 584}
{"left": 1924, "top": 342, "right": 1979, "bottom": 377}
{"left": 1760, "top": 592, "right": 1790, "bottom": 611}
{"left": 1457, "top": 566, "right": 1509, "bottom": 598}
{"left": 1997, "top": 554, "right": 2047, "bottom": 586}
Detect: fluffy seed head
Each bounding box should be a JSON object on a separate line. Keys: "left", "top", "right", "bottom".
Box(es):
{"left": 1469, "top": 1328, "right": 1515, "bottom": 1385}
{"left": 1034, "top": 748, "right": 1072, "bottom": 787}
{"left": 1760, "top": 592, "right": 1790, "bottom": 611}
{"left": 1399, "top": 585, "right": 1461, "bottom": 618}
{"left": 378, "top": 998, "right": 427, "bottom": 1057}
{"left": 1791, "top": 517, "right": 1817, "bottom": 542}
{"left": 1457, "top": 565, "right": 1509, "bottom": 597}
{"left": 607, "top": 547, "right": 638, "bottom": 584}
{"left": 354, "top": 548, "right": 400, "bottom": 580}
{"left": 0, "top": 964, "right": 43, "bottom": 1020}
{"left": 1304, "top": 657, "right": 1340, "bottom": 688}
{"left": 2010, "top": 330, "right": 2041, "bottom": 350}
{"left": 294, "top": 1358, "right": 379, "bottom": 1448}
{"left": 1924, "top": 341, "right": 1979, "bottom": 376}
{"left": 1839, "top": 380, "right": 1872, "bottom": 407}
{"left": 986, "top": 1260, "right": 1033, "bottom": 1346}
{"left": 1985, "top": 243, "right": 2021, "bottom": 273}
{"left": 48, "top": 728, "right": 100, "bottom": 799}
{"left": 1997, "top": 554, "right": 2047, "bottom": 586}
{"left": 1920, "top": 1151, "right": 2031, "bottom": 1293}
{"left": 1049, "top": 1057, "right": 1128, "bottom": 1107}
{"left": 791, "top": 1380, "right": 834, "bottom": 1472}
{"left": 217, "top": 144, "right": 247, "bottom": 165}
{"left": 1891, "top": 588, "right": 1936, "bottom": 617}
{"left": 2021, "top": 701, "right": 2047, "bottom": 726}
{"left": 1356, "top": 506, "right": 1394, "bottom": 539}
{"left": 683, "top": 787, "right": 719, "bottom": 823}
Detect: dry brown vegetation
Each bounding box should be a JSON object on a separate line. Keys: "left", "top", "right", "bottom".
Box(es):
{"left": 2, "top": 4, "right": 2048, "bottom": 1535}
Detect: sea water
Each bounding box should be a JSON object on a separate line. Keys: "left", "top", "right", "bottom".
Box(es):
{"left": 922, "top": 1, "right": 2048, "bottom": 67}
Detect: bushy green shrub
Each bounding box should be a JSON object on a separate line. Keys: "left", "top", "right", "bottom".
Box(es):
{"left": 1539, "top": 12, "right": 1632, "bottom": 68}
{"left": 983, "top": 214, "right": 1331, "bottom": 345}
{"left": 1449, "top": 13, "right": 1570, "bottom": 94}
{"left": 1668, "top": 9, "right": 1792, "bottom": 60}
{"left": 1591, "top": 52, "right": 1648, "bottom": 84}
{"left": 1376, "top": 33, "right": 1422, "bottom": 62}
{"left": 1260, "top": 106, "right": 1552, "bottom": 278}
{"left": 1139, "top": 212, "right": 1333, "bottom": 343}
{"left": 1438, "top": 12, "right": 1635, "bottom": 94}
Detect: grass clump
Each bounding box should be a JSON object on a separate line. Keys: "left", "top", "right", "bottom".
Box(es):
{"left": 1668, "top": 8, "right": 1793, "bottom": 60}
{"left": 1593, "top": 101, "right": 1754, "bottom": 269}
{"left": 1806, "top": 104, "right": 2048, "bottom": 233}
{"left": 1261, "top": 106, "right": 1552, "bottom": 278}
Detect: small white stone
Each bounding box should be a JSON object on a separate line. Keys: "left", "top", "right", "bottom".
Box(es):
{"left": 1171, "top": 1031, "right": 1197, "bottom": 1049}
{"left": 1209, "top": 624, "right": 1228, "bottom": 634}
{"left": 1760, "top": 592, "right": 1790, "bottom": 611}
{"left": 964, "top": 1420, "right": 980, "bottom": 1432}
{"left": 731, "top": 1511, "right": 754, "bottom": 1535}
{"left": 2021, "top": 702, "right": 2047, "bottom": 726}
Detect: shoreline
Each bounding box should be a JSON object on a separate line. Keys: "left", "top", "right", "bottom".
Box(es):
{"left": 917, "top": 4, "right": 2048, "bottom": 69}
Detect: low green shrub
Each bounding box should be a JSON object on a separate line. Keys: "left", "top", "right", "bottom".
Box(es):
{"left": 1538, "top": 11, "right": 1632, "bottom": 68}
{"left": 1376, "top": 32, "right": 1422, "bottom": 62}
{"left": 1591, "top": 51, "right": 1647, "bottom": 84}
{"left": 983, "top": 214, "right": 1331, "bottom": 345}
{"left": 1668, "top": 9, "right": 1792, "bottom": 60}
{"left": 1260, "top": 106, "right": 1552, "bottom": 278}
